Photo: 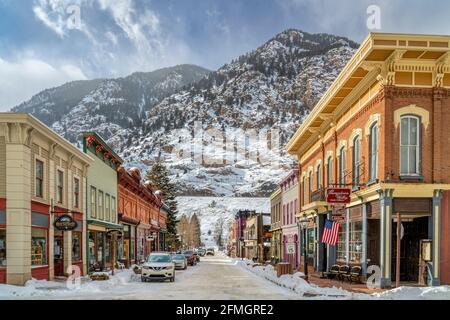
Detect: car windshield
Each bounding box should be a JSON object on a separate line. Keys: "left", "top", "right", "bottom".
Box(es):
{"left": 147, "top": 254, "right": 172, "bottom": 263}
{"left": 172, "top": 255, "right": 185, "bottom": 260}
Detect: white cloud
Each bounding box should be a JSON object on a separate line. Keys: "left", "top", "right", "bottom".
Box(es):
{"left": 0, "top": 57, "right": 87, "bottom": 111}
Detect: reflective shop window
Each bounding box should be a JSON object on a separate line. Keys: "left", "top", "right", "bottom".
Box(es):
{"left": 72, "top": 232, "right": 82, "bottom": 262}
{"left": 0, "top": 228, "right": 6, "bottom": 267}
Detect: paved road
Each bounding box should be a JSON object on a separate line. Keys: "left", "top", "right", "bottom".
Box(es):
{"left": 3, "top": 255, "right": 296, "bottom": 300}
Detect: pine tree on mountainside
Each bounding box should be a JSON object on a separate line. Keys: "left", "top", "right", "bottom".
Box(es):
{"left": 146, "top": 160, "right": 179, "bottom": 249}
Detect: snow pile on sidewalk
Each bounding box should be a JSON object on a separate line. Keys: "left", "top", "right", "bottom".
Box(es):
{"left": 370, "top": 285, "right": 450, "bottom": 300}
{"left": 0, "top": 269, "right": 141, "bottom": 299}
{"left": 237, "top": 260, "right": 358, "bottom": 299}
{"left": 237, "top": 259, "right": 450, "bottom": 300}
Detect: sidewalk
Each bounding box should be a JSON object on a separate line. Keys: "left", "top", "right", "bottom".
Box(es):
{"left": 306, "top": 273, "right": 385, "bottom": 294}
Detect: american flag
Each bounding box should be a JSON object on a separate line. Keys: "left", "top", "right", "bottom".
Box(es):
{"left": 321, "top": 219, "right": 340, "bottom": 246}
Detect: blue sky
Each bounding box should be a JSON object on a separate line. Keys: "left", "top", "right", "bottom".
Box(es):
{"left": 1, "top": 0, "right": 450, "bottom": 110}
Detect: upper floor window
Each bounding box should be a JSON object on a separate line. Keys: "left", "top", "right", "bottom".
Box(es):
{"left": 35, "top": 159, "right": 44, "bottom": 198}
{"left": 327, "top": 156, "right": 333, "bottom": 186}
{"left": 105, "top": 194, "right": 110, "bottom": 221}
{"left": 301, "top": 177, "right": 306, "bottom": 206}
{"left": 316, "top": 165, "right": 321, "bottom": 190}
{"left": 308, "top": 171, "right": 313, "bottom": 202}
{"left": 111, "top": 196, "right": 116, "bottom": 223}
{"left": 98, "top": 191, "right": 104, "bottom": 220}
{"left": 339, "top": 147, "right": 346, "bottom": 186}
{"left": 369, "top": 124, "right": 379, "bottom": 182}
{"left": 400, "top": 115, "right": 420, "bottom": 175}
{"left": 73, "top": 178, "right": 80, "bottom": 208}
{"left": 352, "top": 137, "right": 361, "bottom": 187}
{"left": 90, "top": 187, "right": 97, "bottom": 218}
{"left": 57, "top": 170, "right": 64, "bottom": 203}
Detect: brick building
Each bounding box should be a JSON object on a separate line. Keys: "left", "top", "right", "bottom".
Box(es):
{"left": 287, "top": 33, "right": 450, "bottom": 288}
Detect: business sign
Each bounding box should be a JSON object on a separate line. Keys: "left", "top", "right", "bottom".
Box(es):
{"left": 326, "top": 188, "right": 351, "bottom": 204}
{"left": 54, "top": 215, "right": 77, "bottom": 231}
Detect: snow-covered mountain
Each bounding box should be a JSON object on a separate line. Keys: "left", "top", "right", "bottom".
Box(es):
{"left": 11, "top": 29, "right": 358, "bottom": 197}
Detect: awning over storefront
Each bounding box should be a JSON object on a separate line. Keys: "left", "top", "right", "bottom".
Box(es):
{"left": 87, "top": 219, "right": 123, "bottom": 231}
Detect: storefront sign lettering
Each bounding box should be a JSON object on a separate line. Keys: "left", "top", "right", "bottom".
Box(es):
{"left": 326, "top": 188, "right": 351, "bottom": 204}
{"left": 54, "top": 215, "right": 77, "bottom": 231}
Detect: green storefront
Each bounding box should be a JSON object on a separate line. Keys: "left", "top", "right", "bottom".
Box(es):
{"left": 83, "top": 132, "right": 123, "bottom": 272}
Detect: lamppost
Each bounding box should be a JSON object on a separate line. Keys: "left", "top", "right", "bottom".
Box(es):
{"left": 299, "top": 215, "right": 309, "bottom": 281}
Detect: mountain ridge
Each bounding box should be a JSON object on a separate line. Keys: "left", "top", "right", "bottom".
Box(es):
{"left": 11, "top": 29, "right": 358, "bottom": 197}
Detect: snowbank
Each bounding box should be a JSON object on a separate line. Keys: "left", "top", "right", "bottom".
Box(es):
{"left": 0, "top": 269, "right": 141, "bottom": 299}
{"left": 236, "top": 259, "right": 450, "bottom": 300}
{"left": 236, "top": 259, "right": 356, "bottom": 299}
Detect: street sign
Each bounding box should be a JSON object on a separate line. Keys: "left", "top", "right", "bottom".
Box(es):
{"left": 326, "top": 188, "right": 351, "bottom": 204}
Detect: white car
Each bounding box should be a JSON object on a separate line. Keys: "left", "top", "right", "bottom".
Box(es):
{"left": 171, "top": 254, "right": 188, "bottom": 270}
{"left": 141, "top": 253, "right": 175, "bottom": 282}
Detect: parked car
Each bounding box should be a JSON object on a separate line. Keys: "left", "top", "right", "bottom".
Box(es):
{"left": 197, "top": 248, "right": 206, "bottom": 257}
{"left": 206, "top": 248, "right": 215, "bottom": 256}
{"left": 182, "top": 250, "right": 197, "bottom": 266}
{"left": 141, "top": 253, "right": 175, "bottom": 282}
{"left": 171, "top": 254, "right": 188, "bottom": 270}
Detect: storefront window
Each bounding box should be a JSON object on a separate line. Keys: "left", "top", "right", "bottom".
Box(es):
{"left": 31, "top": 228, "right": 48, "bottom": 266}
{"left": 72, "top": 232, "right": 81, "bottom": 261}
{"left": 349, "top": 221, "right": 363, "bottom": 263}
{"left": 105, "top": 234, "right": 111, "bottom": 263}
{"left": 0, "top": 228, "right": 6, "bottom": 267}
{"left": 130, "top": 226, "right": 135, "bottom": 261}
{"left": 89, "top": 232, "right": 96, "bottom": 266}
{"left": 337, "top": 222, "right": 346, "bottom": 262}
{"left": 307, "top": 228, "right": 314, "bottom": 257}
{"left": 96, "top": 232, "right": 104, "bottom": 265}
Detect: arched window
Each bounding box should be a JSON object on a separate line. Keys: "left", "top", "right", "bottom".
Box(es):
{"left": 352, "top": 137, "right": 361, "bottom": 187}
{"left": 327, "top": 156, "right": 333, "bottom": 186}
{"left": 308, "top": 171, "right": 313, "bottom": 202}
{"left": 339, "top": 147, "right": 346, "bottom": 186}
{"left": 400, "top": 115, "right": 420, "bottom": 175}
{"left": 369, "top": 123, "right": 378, "bottom": 181}
{"left": 316, "top": 164, "right": 321, "bottom": 190}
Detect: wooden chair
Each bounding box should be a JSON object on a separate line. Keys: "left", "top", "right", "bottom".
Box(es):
{"left": 325, "top": 264, "right": 340, "bottom": 279}
{"left": 348, "top": 266, "right": 362, "bottom": 283}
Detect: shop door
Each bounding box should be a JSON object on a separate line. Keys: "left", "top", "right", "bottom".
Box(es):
{"left": 54, "top": 236, "right": 64, "bottom": 276}
{"left": 392, "top": 217, "right": 428, "bottom": 282}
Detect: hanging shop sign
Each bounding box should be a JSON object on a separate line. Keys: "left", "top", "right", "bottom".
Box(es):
{"left": 54, "top": 215, "right": 77, "bottom": 231}
{"left": 326, "top": 188, "right": 351, "bottom": 204}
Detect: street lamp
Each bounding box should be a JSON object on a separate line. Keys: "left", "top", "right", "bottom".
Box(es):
{"left": 299, "top": 215, "right": 309, "bottom": 281}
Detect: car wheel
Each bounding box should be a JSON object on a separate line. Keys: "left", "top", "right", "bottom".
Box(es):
{"left": 141, "top": 276, "right": 146, "bottom": 282}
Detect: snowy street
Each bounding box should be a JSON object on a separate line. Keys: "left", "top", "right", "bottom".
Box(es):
{"left": 1, "top": 254, "right": 450, "bottom": 300}
{"left": 0, "top": 255, "right": 297, "bottom": 300}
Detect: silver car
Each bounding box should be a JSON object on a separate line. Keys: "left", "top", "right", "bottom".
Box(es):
{"left": 141, "top": 253, "right": 175, "bottom": 282}
{"left": 171, "top": 254, "right": 188, "bottom": 270}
